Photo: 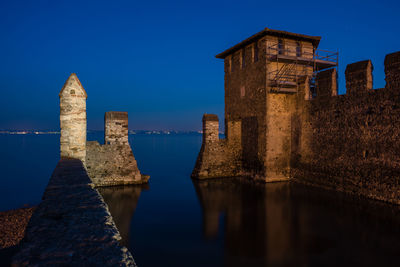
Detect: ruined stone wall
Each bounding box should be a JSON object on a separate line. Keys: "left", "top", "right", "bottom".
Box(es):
{"left": 292, "top": 51, "right": 400, "bottom": 205}
{"left": 86, "top": 112, "right": 148, "bottom": 186}
{"left": 105, "top": 111, "right": 129, "bottom": 145}
{"left": 12, "top": 159, "right": 136, "bottom": 266}
{"left": 59, "top": 73, "right": 87, "bottom": 163}
{"left": 192, "top": 114, "right": 242, "bottom": 179}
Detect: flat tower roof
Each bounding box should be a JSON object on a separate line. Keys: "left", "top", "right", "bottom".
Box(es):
{"left": 216, "top": 28, "right": 321, "bottom": 59}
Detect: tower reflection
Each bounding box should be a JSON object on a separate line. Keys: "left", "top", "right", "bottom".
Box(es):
{"left": 193, "top": 178, "right": 295, "bottom": 266}
{"left": 98, "top": 185, "right": 148, "bottom": 247}
{"left": 192, "top": 178, "right": 400, "bottom": 267}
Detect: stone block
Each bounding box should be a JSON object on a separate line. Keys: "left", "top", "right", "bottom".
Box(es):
{"left": 345, "top": 60, "right": 373, "bottom": 95}
{"left": 385, "top": 51, "right": 400, "bottom": 89}
{"left": 316, "top": 68, "right": 337, "bottom": 98}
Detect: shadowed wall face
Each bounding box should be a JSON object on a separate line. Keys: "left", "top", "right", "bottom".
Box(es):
{"left": 316, "top": 68, "right": 337, "bottom": 98}
{"left": 293, "top": 55, "right": 400, "bottom": 205}
{"left": 59, "top": 74, "right": 87, "bottom": 163}
{"left": 86, "top": 111, "right": 147, "bottom": 186}
{"left": 385, "top": 51, "right": 400, "bottom": 90}
{"left": 345, "top": 60, "right": 373, "bottom": 95}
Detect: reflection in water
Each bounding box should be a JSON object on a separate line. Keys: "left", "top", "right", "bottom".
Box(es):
{"left": 98, "top": 185, "right": 148, "bottom": 247}
{"left": 192, "top": 178, "right": 400, "bottom": 267}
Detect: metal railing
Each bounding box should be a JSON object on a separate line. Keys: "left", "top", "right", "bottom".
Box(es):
{"left": 267, "top": 43, "right": 338, "bottom": 65}
{"left": 267, "top": 43, "right": 338, "bottom": 93}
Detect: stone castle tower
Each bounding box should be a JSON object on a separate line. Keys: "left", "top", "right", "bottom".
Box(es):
{"left": 193, "top": 28, "right": 337, "bottom": 181}
{"left": 86, "top": 111, "right": 149, "bottom": 186}
{"left": 192, "top": 27, "right": 400, "bottom": 205}
{"left": 59, "top": 73, "right": 87, "bottom": 163}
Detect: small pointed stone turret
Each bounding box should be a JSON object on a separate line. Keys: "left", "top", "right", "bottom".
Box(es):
{"left": 59, "top": 73, "right": 87, "bottom": 163}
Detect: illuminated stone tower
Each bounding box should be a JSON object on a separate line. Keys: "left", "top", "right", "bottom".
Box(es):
{"left": 59, "top": 73, "right": 87, "bottom": 163}
{"left": 192, "top": 27, "right": 338, "bottom": 181}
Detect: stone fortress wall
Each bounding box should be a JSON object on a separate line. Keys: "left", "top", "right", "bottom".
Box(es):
{"left": 192, "top": 114, "right": 242, "bottom": 178}
{"left": 13, "top": 74, "right": 150, "bottom": 265}
{"left": 193, "top": 51, "right": 400, "bottom": 205}
{"left": 86, "top": 112, "right": 149, "bottom": 186}
{"left": 291, "top": 51, "right": 400, "bottom": 205}
{"left": 12, "top": 159, "right": 137, "bottom": 266}
{"left": 59, "top": 73, "right": 148, "bottom": 187}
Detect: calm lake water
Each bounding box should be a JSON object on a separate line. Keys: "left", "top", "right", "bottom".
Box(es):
{"left": 1, "top": 133, "right": 400, "bottom": 266}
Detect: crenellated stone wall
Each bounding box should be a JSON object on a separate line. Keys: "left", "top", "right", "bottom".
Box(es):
{"left": 292, "top": 52, "right": 400, "bottom": 205}
{"left": 86, "top": 112, "right": 149, "bottom": 186}
{"left": 193, "top": 49, "right": 400, "bottom": 205}
{"left": 59, "top": 73, "right": 87, "bottom": 163}
{"left": 12, "top": 159, "right": 137, "bottom": 266}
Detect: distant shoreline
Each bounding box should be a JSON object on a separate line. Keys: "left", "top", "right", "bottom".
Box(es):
{"left": 0, "top": 130, "right": 206, "bottom": 135}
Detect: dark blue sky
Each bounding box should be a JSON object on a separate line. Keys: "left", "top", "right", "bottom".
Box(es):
{"left": 1, "top": 0, "right": 399, "bottom": 131}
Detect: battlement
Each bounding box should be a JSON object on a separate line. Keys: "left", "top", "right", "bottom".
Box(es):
{"left": 315, "top": 68, "right": 337, "bottom": 98}
{"left": 291, "top": 50, "right": 400, "bottom": 205}
{"left": 312, "top": 51, "right": 400, "bottom": 99}
{"left": 193, "top": 34, "right": 400, "bottom": 204}
{"left": 385, "top": 51, "right": 400, "bottom": 89}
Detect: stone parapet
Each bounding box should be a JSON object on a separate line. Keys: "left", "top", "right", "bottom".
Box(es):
{"left": 385, "top": 51, "right": 400, "bottom": 90}
{"left": 345, "top": 60, "right": 373, "bottom": 95}
{"left": 315, "top": 68, "right": 337, "bottom": 98}
{"left": 293, "top": 54, "right": 400, "bottom": 205}
{"left": 12, "top": 159, "right": 137, "bottom": 266}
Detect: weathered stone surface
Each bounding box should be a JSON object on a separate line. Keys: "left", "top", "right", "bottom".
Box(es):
{"left": 86, "top": 111, "right": 149, "bottom": 186}
{"left": 345, "top": 60, "right": 373, "bottom": 95}
{"left": 316, "top": 68, "right": 337, "bottom": 98}
{"left": 292, "top": 69, "right": 400, "bottom": 205}
{"left": 86, "top": 141, "right": 148, "bottom": 186}
{"left": 12, "top": 159, "right": 137, "bottom": 266}
{"left": 192, "top": 115, "right": 242, "bottom": 179}
{"left": 193, "top": 30, "right": 314, "bottom": 181}
{"left": 59, "top": 73, "right": 87, "bottom": 163}
{"left": 193, "top": 27, "right": 400, "bottom": 205}
{"left": 385, "top": 51, "right": 400, "bottom": 90}
{"left": 105, "top": 112, "right": 129, "bottom": 145}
